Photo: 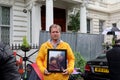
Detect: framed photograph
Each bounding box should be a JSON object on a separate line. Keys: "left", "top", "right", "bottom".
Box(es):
{"left": 47, "top": 49, "right": 67, "bottom": 72}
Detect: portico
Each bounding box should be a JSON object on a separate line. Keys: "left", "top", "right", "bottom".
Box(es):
{"left": 1, "top": 0, "right": 120, "bottom": 45}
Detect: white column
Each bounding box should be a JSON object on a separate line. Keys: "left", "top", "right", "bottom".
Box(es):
{"left": 31, "top": 2, "right": 41, "bottom": 44}
{"left": 46, "top": 0, "right": 53, "bottom": 31}
{"left": 80, "top": 2, "right": 87, "bottom": 33}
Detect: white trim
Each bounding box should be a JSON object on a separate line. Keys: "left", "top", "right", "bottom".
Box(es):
{"left": 31, "top": 2, "right": 41, "bottom": 44}
{"left": 80, "top": 5, "right": 87, "bottom": 33}
{"left": 46, "top": 0, "right": 53, "bottom": 31}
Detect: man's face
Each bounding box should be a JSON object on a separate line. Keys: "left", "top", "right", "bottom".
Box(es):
{"left": 50, "top": 27, "right": 61, "bottom": 40}
{"left": 51, "top": 60, "right": 57, "bottom": 64}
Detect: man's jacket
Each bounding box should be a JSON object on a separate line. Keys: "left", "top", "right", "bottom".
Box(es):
{"left": 0, "top": 42, "right": 21, "bottom": 80}
{"left": 36, "top": 40, "right": 75, "bottom": 80}
{"left": 106, "top": 45, "right": 120, "bottom": 80}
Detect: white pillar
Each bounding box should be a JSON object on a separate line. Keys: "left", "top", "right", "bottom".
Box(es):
{"left": 80, "top": 2, "right": 87, "bottom": 33}
{"left": 31, "top": 2, "right": 41, "bottom": 44}
{"left": 46, "top": 0, "right": 53, "bottom": 31}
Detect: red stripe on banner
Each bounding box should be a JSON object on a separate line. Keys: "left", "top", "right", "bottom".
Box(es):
{"left": 31, "top": 63, "right": 44, "bottom": 80}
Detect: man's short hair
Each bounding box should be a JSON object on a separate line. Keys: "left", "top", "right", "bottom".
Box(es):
{"left": 49, "top": 24, "right": 61, "bottom": 33}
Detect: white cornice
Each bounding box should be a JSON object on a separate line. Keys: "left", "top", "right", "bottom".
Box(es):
{"left": 26, "top": 0, "right": 42, "bottom": 10}
{"left": 87, "top": 2, "right": 120, "bottom": 14}
{"left": 87, "top": 5, "right": 110, "bottom": 13}
{"left": 0, "top": 0, "right": 15, "bottom": 6}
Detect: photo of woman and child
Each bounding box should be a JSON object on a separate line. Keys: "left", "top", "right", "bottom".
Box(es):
{"left": 48, "top": 50, "right": 66, "bottom": 72}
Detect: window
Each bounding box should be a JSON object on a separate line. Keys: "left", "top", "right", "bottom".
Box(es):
{"left": 87, "top": 19, "right": 91, "bottom": 33}
{"left": 99, "top": 20, "right": 104, "bottom": 33}
{"left": 0, "top": 6, "right": 10, "bottom": 44}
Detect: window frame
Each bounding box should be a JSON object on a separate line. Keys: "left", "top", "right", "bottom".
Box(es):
{"left": 87, "top": 18, "right": 92, "bottom": 33}
{"left": 99, "top": 20, "right": 105, "bottom": 33}
{"left": 0, "top": 6, "right": 11, "bottom": 44}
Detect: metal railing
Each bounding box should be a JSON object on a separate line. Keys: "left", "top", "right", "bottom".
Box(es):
{"left": 11, "top": 44, "right": 39, "bottom": 50}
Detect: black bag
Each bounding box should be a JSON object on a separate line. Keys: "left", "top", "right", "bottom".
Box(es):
{"left": 0, "top": 42, "right": 21, "bottom": 80}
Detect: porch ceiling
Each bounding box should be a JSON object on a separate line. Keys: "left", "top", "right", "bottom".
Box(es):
{"left": 38, "top": 0, "right": 81, "bottom": 9}
{"left": 38, "top": 0, "right": 82, "bottom": 4}
{"left": 62, "top": 0, "right": 82, "bottom": 4}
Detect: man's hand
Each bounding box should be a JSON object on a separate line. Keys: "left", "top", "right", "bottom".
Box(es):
{"left": 62, "top": 69, "right": 69, "bottom": 75}
{"left": 44, "top": 69, "right": 50, "bottom": 75}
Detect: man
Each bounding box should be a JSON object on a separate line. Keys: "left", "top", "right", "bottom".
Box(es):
{"left": 106, "top": 39, "right": 120, "bottom": 80}
{"left": 36, "top": 24, "right": 75, "bottom": 80}
{"left": 0, "top": 42, "right": 21, "bottom": 80}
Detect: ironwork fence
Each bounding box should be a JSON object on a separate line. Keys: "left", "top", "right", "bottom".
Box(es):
{"left": 11, "top": 44, "right": 39, "bottom": 50}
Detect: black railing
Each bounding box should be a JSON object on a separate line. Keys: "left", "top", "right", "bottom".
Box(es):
{"left": 11, "top": 44, "right": 39, "bottom": 50}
